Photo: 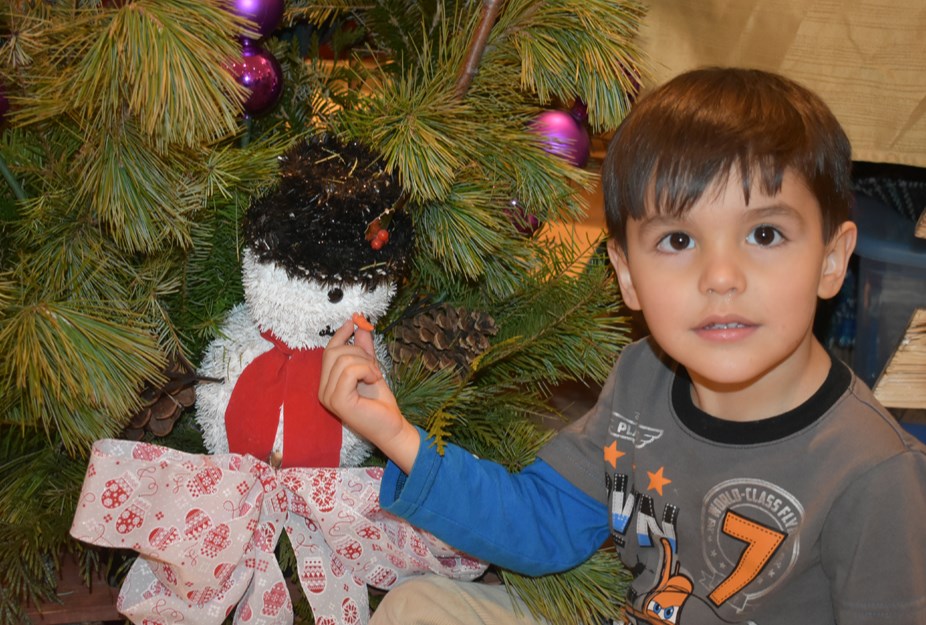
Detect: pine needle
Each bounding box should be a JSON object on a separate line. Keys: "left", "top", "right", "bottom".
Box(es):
{"left": 0, "top": 300, "right": 163, "bottom": 449}
{"left": 502, "top": 548, "right": 631, "bottom": 624}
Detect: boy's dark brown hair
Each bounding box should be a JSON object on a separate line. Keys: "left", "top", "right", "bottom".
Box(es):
{"left": 602, "top": 67, "right": 853, "bottom": 251}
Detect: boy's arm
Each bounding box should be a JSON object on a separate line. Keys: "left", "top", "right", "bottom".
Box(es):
{"left": 320, "top": 317, "right": 420, "bottom": 473}
{"left": 380, "top": 433, "right": 610, "bottom": 575}
{"left": 822, "top": 448, "right": 926, "bottom": 624}
{"left": 321, "top": 316, "right": 610, "bottom": 574}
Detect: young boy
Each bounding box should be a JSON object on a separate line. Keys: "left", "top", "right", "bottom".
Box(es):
{"left": 319, "top": 67, "right": 926, "bottom": 625}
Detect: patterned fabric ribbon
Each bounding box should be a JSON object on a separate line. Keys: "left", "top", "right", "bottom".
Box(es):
{"left": 70, "top": 439, "right": 486, "bottom": 625}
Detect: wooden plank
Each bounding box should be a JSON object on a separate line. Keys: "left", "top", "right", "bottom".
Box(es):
{"left": 873, "top": 308, "right": 926, "bottom": 408}
{"left": 24, "top": 555, "right": 121, "bottom": 624}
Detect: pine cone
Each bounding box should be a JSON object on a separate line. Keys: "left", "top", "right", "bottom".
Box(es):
{"left": 122, "top": 353, "right": 198, "bottom": 440}
{"left": 389, "top": 304, "right": 498, "bottom": 375}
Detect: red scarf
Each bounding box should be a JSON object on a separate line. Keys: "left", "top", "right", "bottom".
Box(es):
{"left": 225, "top": 331, "right": 342, "bottom": 468}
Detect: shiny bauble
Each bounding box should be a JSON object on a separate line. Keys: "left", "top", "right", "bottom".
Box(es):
{"left": 505, "top": 198, "right": 541, "bottom": 237}
{"left": 231, "top": 0, "right": 284, "bottom": 40}
{"left": 530, "top": 109, "right": 590, "bottom": 168}
{"left": 230, "top": 43, "right": 283, "bottom": 116}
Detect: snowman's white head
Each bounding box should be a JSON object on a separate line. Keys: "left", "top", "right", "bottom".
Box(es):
{"left": 240, "top": 137, "right": 414, "bottom": 348}
{"left": 242, "top": 249, "right": 396, "bottom": 349}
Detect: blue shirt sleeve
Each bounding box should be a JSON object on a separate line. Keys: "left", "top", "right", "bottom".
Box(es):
{"left": 379, "top": 428, "right": 610, "bottom": 576}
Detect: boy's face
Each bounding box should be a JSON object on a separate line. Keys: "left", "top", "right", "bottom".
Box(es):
{"left": 607, "top": 169, "right": 857, "bottom": 407}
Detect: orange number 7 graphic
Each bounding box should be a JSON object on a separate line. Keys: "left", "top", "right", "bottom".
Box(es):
{"left": 709, "top": 511, "right": 787, "bottom": 606}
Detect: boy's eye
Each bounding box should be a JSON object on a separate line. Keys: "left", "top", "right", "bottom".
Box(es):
{"left": 747, "top": 225, "right": 784, "bottom": 247}
{"left": 657, "top": 232, "right": 694, "bottom": 252}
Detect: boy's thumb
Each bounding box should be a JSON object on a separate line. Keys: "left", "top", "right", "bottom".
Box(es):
{"left": 352, "top": 328, "right": 377, "bottom": 357}
{"left": 351, "top": 313, "right": 377, "bottom": 356}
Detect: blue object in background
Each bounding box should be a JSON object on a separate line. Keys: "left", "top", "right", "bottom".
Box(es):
{"left": 850, "top": 194, "right": 926, "bottom": 388}
{"left": 902, "top": 422, "right": 926, "bottom": 445}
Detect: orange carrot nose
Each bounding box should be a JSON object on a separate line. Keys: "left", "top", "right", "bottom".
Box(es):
{"left": 352, "top": 312, "right": 374, "bottom": 332}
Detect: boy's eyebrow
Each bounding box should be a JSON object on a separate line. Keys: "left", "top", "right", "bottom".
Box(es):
{"left": 635, "top": 213, "right": 687, "bottom": 234}
{"left": 636, "top": 202, "right": 803, "bottom": 234}
{"left": 635, "top": 212, "right": 698, "bottom": 239}
{"left": 745, "top": 202, "right": 804, "bottom": 222}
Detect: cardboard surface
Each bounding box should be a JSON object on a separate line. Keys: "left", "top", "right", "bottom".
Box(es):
{"left": 638, "top": 0, "right": 926, "bottom": 168}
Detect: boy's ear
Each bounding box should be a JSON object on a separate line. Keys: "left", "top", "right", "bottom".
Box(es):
{"left": 818, "top": 221, "right": 858, "bottom": 300}
{"left": 607, "top": 238, "right": 642, "bottom": 311}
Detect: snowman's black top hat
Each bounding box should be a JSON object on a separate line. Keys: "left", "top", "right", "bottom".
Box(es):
{"left": 244, "top": 135, "right": 413, "bottom": 288}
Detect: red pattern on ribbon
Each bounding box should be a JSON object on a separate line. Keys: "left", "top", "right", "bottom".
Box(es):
{"left": 71, "top": 440, "right": 486, "bottom": 625}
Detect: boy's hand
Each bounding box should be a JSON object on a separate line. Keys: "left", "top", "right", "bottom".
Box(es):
{"left": 320, "top": 317, "right": 420, "bottom": 473}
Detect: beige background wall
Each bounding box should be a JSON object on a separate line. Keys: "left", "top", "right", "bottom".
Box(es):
{"left": 638, "top": 0, "right": 926, "bottom": 168}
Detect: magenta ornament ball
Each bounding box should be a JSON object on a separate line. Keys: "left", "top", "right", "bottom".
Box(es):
{"left": 505, "top": 198, "right": 541, "bottom": 237}
{"left": 530, "top": 109, "right": 590, "bottom": 168}
{"left": 230, "top": 45, "right": 283, "bottom": 116}
{"left": 231, "top": 0, "right": 284, "bottom": 40}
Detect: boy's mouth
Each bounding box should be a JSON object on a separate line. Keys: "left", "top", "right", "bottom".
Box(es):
{"left": 702, "top": 321, "right": 748, "bottom": 330}
{"left": 694, "top": 316, "right": 757, "bottom": 336}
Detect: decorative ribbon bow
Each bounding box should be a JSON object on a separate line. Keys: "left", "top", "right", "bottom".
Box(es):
{"left": 70, "top": 439, "right": 486, "bottom": 625}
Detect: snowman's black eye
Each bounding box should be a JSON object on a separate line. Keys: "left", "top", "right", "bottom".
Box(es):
{"left": 327, "top": 288, "right": 344, "bottom": 303}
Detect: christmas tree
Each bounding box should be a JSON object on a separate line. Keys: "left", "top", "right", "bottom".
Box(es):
{"left": 0, "top": 0, "right": 645, "bottom": 622}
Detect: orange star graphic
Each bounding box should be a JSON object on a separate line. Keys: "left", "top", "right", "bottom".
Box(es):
{"left": 603, "top": 441, "right": 625, "bottom": 469}
{"left": 647, "top": 466, "right": 672, "bottom": 496}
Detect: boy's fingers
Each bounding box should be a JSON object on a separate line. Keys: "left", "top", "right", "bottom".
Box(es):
{"left": 352, "top": 325, "right": 376, "bottom": 356}
{"left": 320, "top": 314, "right": 381, "bottom": 410}
{"left": 352, "top": 312, "right": 374, "bottom": 332}
{"left": 320, "top": 356, "right": 382, "bottom": 410}
{"left": 325, "top": 314, "right": 375, "bottom": 356}
{"left": 326, "top": 318, "right": 356, "bottom": 348}
{"left": 321, "top": 344, "right": 382, "bottom": 388}
{"left": 321, "top": 319, "right": 355, "bottom": 390}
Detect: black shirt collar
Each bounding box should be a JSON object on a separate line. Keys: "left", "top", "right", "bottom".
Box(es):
{"left": 671, "top": 353, "right": 852, "bottom": 444}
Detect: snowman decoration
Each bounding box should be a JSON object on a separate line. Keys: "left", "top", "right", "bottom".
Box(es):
{"left": 69, "top": 146, "right": 490, "bottom": 624}
{"left": 196, "top": 136, "right": 413, "bottom": 469}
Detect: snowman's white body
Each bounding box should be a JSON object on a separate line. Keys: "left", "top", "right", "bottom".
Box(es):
{"left": 195, "top": 249, "right": 396, "bottom": 467}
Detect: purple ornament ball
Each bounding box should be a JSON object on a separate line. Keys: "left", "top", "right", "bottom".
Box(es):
{"left": 231, "top": 0, "right": 284, "bottom": 40}
{"left": 570, "top": 98, "right": 588, "bottom": 123}
{"left": 505, "top": 198, "right": 541, "bottom": 237}
{"left": 230, "top": 45, "right": 283, "bottom": 116}
{"left": 530, "top": 109, "right": 590, "bottom": 168}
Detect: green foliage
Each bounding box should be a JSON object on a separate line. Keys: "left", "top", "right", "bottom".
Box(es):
{"left": 496, "top": 0, "right": 645, "bottom": 132}
{"left": 0, "top": 300, "right": 163, "bottom": 447}
{"left": 0, "top": 435, "right": 94, "bottom": 623}
{"left": 13, "top": 0, "right": 249, "bottom": 147}
{"left": 390, "top": 237, "right": 629, "bottom": 463}
{"left": 501, "top": 548, "right": 633, "bottom": 624}
{"left": 0, "top": 0, "right": 646, "bottom": 621}
{"left": 0, "top": 0, "right": 293, "bottom": 617}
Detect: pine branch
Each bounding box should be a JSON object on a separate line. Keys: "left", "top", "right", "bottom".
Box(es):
{"left": 452, "top": 0, "right": 504, "bottom": 99}
{"left": 488, "top": 0, "right": 648, "bottom": 131}
{"left": 0, "top": 438, "right": 91, "bottom": 624}
{"left": 389, "top": 233, "right": 626, "bottom": 459}
{"left": 413, "top": 181, "right": 526, "bottom": 282}
{"left": 501, "top": 548, "right": 631, "bottom": 624}
{"left": 0, "top": 300, "right": 164, "bottom": 450}
{"left": 0, "top": 152, "right": 25, "bottom": 201}
{"left": 12, "top": 0, "right": 249, "bottom": 148}
{"left": 283, "top": 0, "right": 374, "bottom": 39}
{"left": 73, "top": 117, "right": 197, "bottom": 254}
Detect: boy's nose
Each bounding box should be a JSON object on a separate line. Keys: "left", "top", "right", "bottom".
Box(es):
{"left": 698, "top": 249, "right": 745, "bottom": 296}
